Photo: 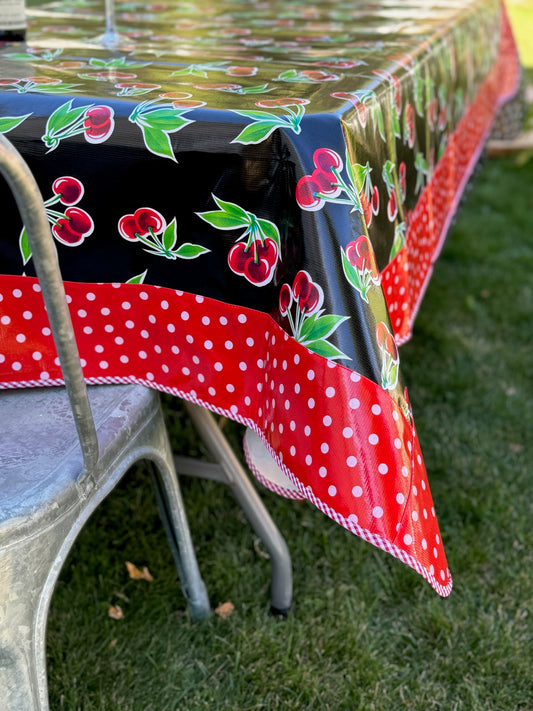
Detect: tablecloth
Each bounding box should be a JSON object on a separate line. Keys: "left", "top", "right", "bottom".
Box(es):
{"left": 0, "top": 0, "right": 522, "bottom": 596}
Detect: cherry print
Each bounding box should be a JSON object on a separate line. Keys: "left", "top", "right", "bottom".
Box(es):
{"left": 52, "top": 176, "right": 83, "bottom": 205}
{"left": 134, "top": 207, "right": 165, "bottom": 235}
{"left": 256, "top": 97, "right": 308, "bottom": 108}
{"left": 345, "top": 235, "right": 378, "bottom": 279}
{"left": 64, "top": 207, "right": 94, "bottom": 236}
{"left": 300, "top": 69, "right": 337, "bottom": 82}
{"left": 244, "top": 257, "right": 271, "bottom": 286}
{"left": 278, "top": 283, "right": 292, "bottom": 315}
{"left": 313, "top": 147, "right": 343, "bottom": 173}
{"left": 228, "top": 242, "right": 249, "bottom": 274}
{"left": 404, "top": 102, "right": 415, "bottom": 148}
{"left": 118, "top": 214, "right": 139, "bottom": 241}
{"left": 371, "top": 185, "right": 380, "bottom": 215}
{"left": 226, "top": 66, "right": 257, "bottom": 76}
{"left": 52, "top": 218, "right": 83, "bottom": 246}
{"left": 312, "top": 168, "right": 341, "bottom": 197}
{"left": 399, "top": 161, "right": 406, "bottom": 200}
{"left": 295, "top": 175, "right": 322, "bottom": 210}
{"left": 387, "top": 191, "right": 398, "bottom": 221}
{"left": 360, "top": 191, "right": 372, "bottom": 226}
{"left": 83, "top": 105, "right": 114, "bottom": 143}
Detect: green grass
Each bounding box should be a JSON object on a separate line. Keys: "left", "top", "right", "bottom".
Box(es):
{"left": 45, "top": 149, "right": 533, "bottom": 709}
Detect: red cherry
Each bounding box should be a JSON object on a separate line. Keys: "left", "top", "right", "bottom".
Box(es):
{"left": 84, "top": 118, "right": 113, "bottom": 144}
{"left": 292, "top": 270, "right": 311, "bottom": 302}
{"left": 299, "top": 282, "right": 321, "bottom": 314}
{"left": 357, "top": 102, "right": 367, "bottom": 127}
{"left": 371, "top": 185, "right": 380, "bottom": 215}
{"left": 385, "top": 333, "right": 398, "bottom": 361}
{"left": 244, "top": 257, "right": 272, "bottom": 286}
{"left": 255, "top": 237, "right": 278, "bottom": 267}
{"left": 387, "top": 192, "right": 398, "bottom": 222}
{"left": 312, "top": 168, "right": 341, "bottom": 198}
{"left": 399, "top": 162, "right": 406, "bottom": 199}
{"left": 52, "top": 176, "right": 83, "bottom": 205}
{"left": 279, "top": 283, "right": 292, "bottom": 315}
{"left": 360, "top": 191, "right": 372, "bottom": 227}
{"left": 64, "top": 207, "right": 93, "bottom": 236}
{"left": 404, "top": 103, "right": 415, "bottom": 148}
{"left": 134, "top": 207, "right": 165, "bottom": 235}
{"left": 295, "top": 175, "right": 323, "bottom": 210}
{"left": 52, "top": 218, "right": 83, "bottom": 245}
{"left": 228, "top": 242, "right": 249, "bottom": 274}
{"left": 375, "top": 321, "right": 388, "bottom": 348}
{"left": 84, "top": 105, "right": 112, "bottom": 127}
{"left": 118, "top": 214, "right": 139, "bottom": 241}
{"left": 313, "top": 147, "right": 342, "bottom": 174}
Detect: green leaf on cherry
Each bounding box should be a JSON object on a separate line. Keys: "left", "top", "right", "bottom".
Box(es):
{"left": 30, "top": 82, "right": 80, "bottom": 94}
{"left": 304, "top": 338, "right": 349, "bottom": 361}
{"left": 45, "top": 100, "right": 88, "bottom": 135}
{"left": 300, "top": 314, "right": 348, "bottom": 342}
{"left": 138, "top": 125, "right": 176, "bottom": 161}
{"left": 341, "top": 249, "right": 367, "bottom": 301}
{"left": 162, "top": 219, "right": 178, "bottom": 251}
{"left": 0, "top": 113, "right": 31, "bottom": 134}
{"left": 137, "top": 108, "right": 192, "bottom": 132}
{"left": 126, "top": 270, "right": 148, "bottom": 284}
{"left": 212, "top": 197, "right": 251, "bottom": 225}
{"left": 174, "top": 243, "right": 210, "bottom": 259}
{"left": 19, "top": 227, "right": 32, "bottom": 265}
{"left": 232, "top": 120, "right": 286, "bottom": 144}
{"left": 256, "top": 218, "right": 280, "bottom": 248}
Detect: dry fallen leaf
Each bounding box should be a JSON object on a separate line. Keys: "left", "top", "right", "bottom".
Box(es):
{"left": 215, "top": 601, "right": 235, "bottom": 619}
{"left": 108, "top": 605, "right": 124, "bottom": 620}
{"left": 509, "top": 443, "right": 524, "bottom": 453}
{"left": 125, "top": 561, "right": 154, "bottom": 581}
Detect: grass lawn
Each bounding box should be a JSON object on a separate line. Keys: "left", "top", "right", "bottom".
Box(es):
{"left": 45, "top": 12, "right": 533, "bottom": 711}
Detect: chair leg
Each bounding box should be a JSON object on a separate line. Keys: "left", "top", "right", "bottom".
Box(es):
{"left": 184, "top": 402, "right": 293, "bottom": 616}
{"left": 148, "top": 415, "right": 211, "bottom": 620}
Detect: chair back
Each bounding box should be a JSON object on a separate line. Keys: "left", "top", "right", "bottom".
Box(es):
{"left": 0, "top": 133, "right": 99, "bottom": 485}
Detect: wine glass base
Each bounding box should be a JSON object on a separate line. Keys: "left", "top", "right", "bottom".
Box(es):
{"left": 90, "top": 30, "right": 131, "bottom": 48}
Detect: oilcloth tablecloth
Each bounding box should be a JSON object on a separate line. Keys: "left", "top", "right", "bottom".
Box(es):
{"left": 0, "top": 0, "right": 521, "bottom": 595}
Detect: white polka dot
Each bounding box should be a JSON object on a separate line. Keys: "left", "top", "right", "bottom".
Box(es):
{"left": 257, "top": 359, "right": 264, "bottom": 368}
{"left": 12, "top": 361, "right": 22, "bottom": 371}
{"left": 226, "top": 383, "right": 235, "bottom": 393}
{"left": 244, "top": 396, "right": 251, "bottom": 406}
{"left": 433, "top": 547, "right": 438, "bottom": 559}
{"left": 349, "top": 398, "right": 360, "bottom": 409}
{"left": 181, "top": 311, "right": 189, "bottom": 320}
{"left": 120, "top": 355, "right": 129, "bottom": 363}
{"left": 346, "top": 455, "right": 357, "bottom": 467}
{"left": 99, "top": 361, "right": 108, "bottom": 369}
{"left": 294, "top": 383, "right": 300, "bottom": 393}
{"left": 372, "top": 506, "right": 383, "bottom": 518}
{"left": 342, "top": 427, "right": 353, "bottom": 438}
{"left": 121, "top": 301, "right": 131, "bottom": 310}
{"left": 101, "top": 307, "right": 110, "bottom": 316}
{"left": 328, "top": 485, "right": 337, "bottom": 496}
{"left": 1, "top": 315, "right": 10, "bottom": 325}
{"left": 22, "top": 310, "right": 32, "bottom": 320}
{"left": 219, "top": 316, "right": 228, "bottom": 325}
{"left": 325, "top": 387, "right": 335, "bottom": 398}
{"left": 202, "top": 316, "right": 210, "bottom": 325}
{"left": 15, "top": 333, "right": 26, "bottom": 343}
{"left": 319, "top": 466, "right": 327, "bottom": 477}
{"left": 12, "top": 288, "right": 22, "bottom": 298}
{"left": 290, "top": 446, "right": 296, "bottom": 456}
{"left": 182, "top": 367, "right": 190, "bottom": 376}
{"left": 214, "top": 362, "right": 223, "bottom": 371}
{"left": 239, "top": 361, "right": 247, "bottom": 371}
{"left": 304, "top": 425, "right": 311, "bottom": 436}
{"left": 403, "top": 534, "right": 413, "bottom": 545}
{"left": 307, "top": 369, "right": 315, "bottom": 381}
{"left": 352, "top": 485, "right": 362, "bottom": 497}
{"left": 115, "top": 336, "right": 124, "bottom": 345}
{"left": 294, "top": 354, "right": 300, "bottom": 364}
{"left": 33, "top": 284, "right": 41, "bottom": 292}
{"left": 421, "top": 538, "right": 427, "bottom": 550}
{"left": 204, "top": 340, "right": 213, "bottom": 350}
{"left": 246, "top": 337, "right": 254, "bottom": 346}
{"left": 104, "top": 324, "right": 114, "bottom": 333}
{"left": 305, "top": 455, "right": 312, "bottom": 465}
{"left": 208, "top": 387, "right": 216, "bottom": 396}
{"left": 238, "top": 313, "right": 247, "bottom": 323}
{"left": 140, "top": 329, "right": 149, "bottom": 339}
{"left": 412, "top": 511, "right": 418, "bottom": 522}
{"left": 225, "top": 340, "right": 233, "bottom": 350}
{"left": 32, "top": 351, "right": 42, "bottom": 360}
{"left": 394, "top": 438, "right": 402, "bottom": 449}
{"left": 368, "top": 433, "right": 379, "bottom": 445}
{"left": 372, "top": 404, "right": 381, "bottom": 415}
{"left": 40, "top": 371, "right": 49, "bottom": 379}
{"left": 308, "top": 398, "right": 315, "bottom": 409}
{"left": 42, "top": 327, "right": 51, "bottom": 336}
{"left": 160, "top": 300, "right": 169, "bottom": 310}
{"left": 396, "top": 493, "right": 405, "bottom": 504}
{"left": 86, "top": 292, "right": 96, "bottom": 301}
{"left": 320, "top": 442, "right": 329, "bottom": 453}
{"left": 186, "top": 335, "right": 194, "bottom": 344}
{"left": 402, "top": 466, "right": 409, "bottom": 477}
{"left": 126, "top": 320, "right": 135, "bottom": 329}
{"left": 378, "top": 463, "right": 388, "bottom": 475}
{"left": 83, "top": 326, "right": 93, "bottom": 334}
{"left": 139, "top": 291, "right": 148, "bottom": 300}
{"left": 284, "top": 399, "right": 290, "bottom": 410}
